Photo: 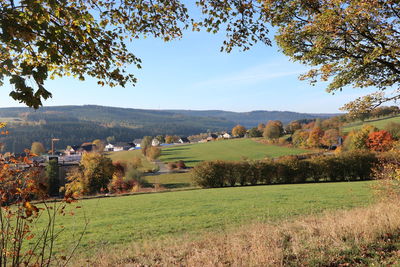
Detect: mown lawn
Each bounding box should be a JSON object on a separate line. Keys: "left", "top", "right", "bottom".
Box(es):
{"left": 34, "top": 181, "right": 374, "bottom": 255}
{"left": 343, "top": 115, "right": 400, "bottom": 133}
{"left": 160, "top": 138, "right": 310, "bottom": 167}
{"left": 145, "top": 172, "right": 193, "bottom": 188}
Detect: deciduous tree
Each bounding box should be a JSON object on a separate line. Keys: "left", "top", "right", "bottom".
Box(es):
{"left": 263, "top": 120, "right": 283, "bottom": 139}
{"left": 92, "top": 139, "right": 105, "bottom": 152}
{"left": 45, "top": 158, "right": 59, "bottom": 197}
{"left": 263, "top": 0, "right": 400, "bottom": 108}
{"left": 344, "top": 125, "right": 378, "bottom": 151}
{"left": 248, "top": 127, "right": 262, "bottom": 138}
{"left": 141, "top": 136, "right": 153, "bottom": 156}
{"left": 66, "top": 152, "right": 115, "bottom": 195}
{"left": 367, "top": 130, "right": 394, "bottom": 152}
{"left": 31, "top": 141, "right": 46, "bottom": 155}
{"left": 321, "top": 129, "right": 340, "bottom": 147}
{"left": 232, "top": 125, "right": 247, "bottom": 137}
{"left": 307, "top": 127, "right": 324, "bottom": 148}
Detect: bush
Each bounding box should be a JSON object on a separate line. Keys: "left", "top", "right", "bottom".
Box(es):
{"left": 374, "top": 150, "right": 400, "bottom": 200}
{"left": 192, "top": 151, "right": 380, "bottom": 188}
{"left": 192, "top": 161, "right": 227, "bottom": 188}
{"left": 146, "top": 146, "right": 161, "bottom": 160}
{"left": 167, "top": 160, "right": 186, "bottom": 171}
{"left": 167, "top": 162, "right": 178, "bottom": 170}
{"left": 176, "top": 160, "right": 186, "bottom": 169}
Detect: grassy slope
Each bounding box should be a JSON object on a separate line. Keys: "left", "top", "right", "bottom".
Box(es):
{"left": 41, "top": 181, "right": 373, "bottom": 254}
{"left": 343, "top": 115, "right": 400, "bottom": 133}
{"left": 160, "top": 138, "right": 310, "bottom": 167}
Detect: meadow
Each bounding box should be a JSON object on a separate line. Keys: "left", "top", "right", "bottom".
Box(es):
{"left": 145, "top": 172, "right": 193, "bottom": 188}
{"left": 160, "top": 138, "right": 310, "bottom": 167}
{"left": 38, "top": 181, "right": 374, "bottom": 256}
{"left": 343, "top": 115, "right": 400, "bottom": 133}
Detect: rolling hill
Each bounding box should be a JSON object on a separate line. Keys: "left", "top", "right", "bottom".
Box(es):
{"left": 0, "top": 105, "right": 334, "bottom": 152}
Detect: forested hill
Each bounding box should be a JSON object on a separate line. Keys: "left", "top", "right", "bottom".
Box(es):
{"left": 0, "top": 105, "right": 334, "bottom": 152}
{"left": 168, "top": 110, "right": 336, "bottom": 128}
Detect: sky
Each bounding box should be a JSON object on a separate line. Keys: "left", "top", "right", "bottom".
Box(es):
{"left": 0, "top": 23, "right": 377, "bottom": 113}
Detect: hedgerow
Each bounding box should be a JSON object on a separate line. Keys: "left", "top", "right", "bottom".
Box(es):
{"left": 192, "top": 150, "right": 382, "bottom": 188}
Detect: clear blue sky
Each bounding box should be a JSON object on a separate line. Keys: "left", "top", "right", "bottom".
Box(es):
{"left": 0, "top": 27, "right": 376, "bottom": 113}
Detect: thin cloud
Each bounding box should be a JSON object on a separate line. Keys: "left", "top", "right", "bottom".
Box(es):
{"left": 190, "top": 63, "right": 305, "bottom": 89}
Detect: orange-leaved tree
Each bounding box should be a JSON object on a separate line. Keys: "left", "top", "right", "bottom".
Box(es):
{"left": 232, "top": 125, "right": 247, "bottom": 137}
{"left": 0, "top": 123, "right": 85, "bottom": 266}
{"left": 367, "top": 130, "right": 394, "bottom": 152}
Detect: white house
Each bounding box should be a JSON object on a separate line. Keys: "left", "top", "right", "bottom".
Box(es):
{"left": 113, "top": 146, "right": 124, "bottom": 152}
{"left": 223, "top": 133, "right": 232, "bottom": 139}
{"left": 152, "top": 138, "right": 160, "bottom": 147}
{"left": 104, "top": 143, "right": 114, "bottom": 152}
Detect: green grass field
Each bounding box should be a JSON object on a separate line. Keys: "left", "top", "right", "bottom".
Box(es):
{"left": 36, "top": 181, "right": 374, "bottom": 255}
{"left": 343, "top": 115, "right": 400, "bottom": 133}
{"left": 160, "top": 139, "right": 310, "bottom": 167}
{"left": 146, "top": 172, "right": 193, "bottom": 188}
{"left": 107, "top": 149, "right": 157, "bottom": 172}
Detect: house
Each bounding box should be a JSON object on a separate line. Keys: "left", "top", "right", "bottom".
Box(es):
{"left": 223, "top": 133, "right": 232, "bottom": 139}
{"left": 152, "top": 138, "right": 160, "bottom": 147}
{"left": 113, "top": 146, "right": 124, "bottom": 152}
{"left": 104, "top": 143, "right": 114, "bottom": 152}
{"left": 102, "top": 142, "right": 133, "bottom": 152}
{"left": 178, "top": 137, "right": 190, "bottom": 143}
{"left": 65, "top": 145, "right": 80, "bottom": 155}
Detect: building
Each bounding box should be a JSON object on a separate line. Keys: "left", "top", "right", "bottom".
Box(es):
{"left": 178, "top": 137, "right": 190, "bottom": 143}
{"left": 152, "top": 138, "right": 160, "bottom": 147}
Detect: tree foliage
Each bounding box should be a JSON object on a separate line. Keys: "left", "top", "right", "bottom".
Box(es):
{"left": 367, "top": 130, "right": 394, "bottom": 152}
{"left": 141, "top": 136, "right": 153, "bottom": 156}
{"left": 307, "top": 127, "right": 324, "bottom": 148}
{"left": 232, "top": 124, "right": 247, "bottom": 137}
{"left": 321, "top": 128, "right": 340, "bottom": 147}
{"left": 45, "top": 158, "right": 60, "bottom": 197}
{"left": 66, "top": 152, "right": 114, "bottom": 195}
{"left": 0, "top": 0, "right": 200, "bottom": 107}
{"left": 92, "top": 139, "right": 105, "bottom": 152}
{"left": 344, "top": 125, "right": 378, "bottom": 151}
{"left": 30, "top": 141, "right": 45, "bottom": 155}
{"left": 265, "top": 0, "right": 400, "bottom": 107}
{"left": 248, "top": 127, "right": 262, "bottom": 138}
{"left": 263, "top": 120, "right": 283, "bottom": 139}
{"left": 2, "top": 0, "right": 399, "bottom": 110}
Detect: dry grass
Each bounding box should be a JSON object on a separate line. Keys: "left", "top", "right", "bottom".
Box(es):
{"left": 74, "top": 201, "right": 400, "bottom": 266}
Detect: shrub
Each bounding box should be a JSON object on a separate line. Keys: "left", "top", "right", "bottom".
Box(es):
{"left": 374, "top": 150, "right": 400, "bottom": 200}
{"left": 146, "top": 146, "right": 161, "bottom": 160}
{"left": 167, "top": 162, "right": 178, "bottom": 170}
{"left": 192, "top": 160, "right": 227, "bottom": 188}
{"left": 192, "top": 151, "right": 379, "bottom": 188}
{"left": 176, "top": 160, "right": 186, "bottom": 169}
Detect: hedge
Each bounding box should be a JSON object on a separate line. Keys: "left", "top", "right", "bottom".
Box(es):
{"left": 191, "top": 150, "right": 381, "bottom": 188}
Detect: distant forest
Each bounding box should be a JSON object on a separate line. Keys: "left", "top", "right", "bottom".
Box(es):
{"left": 0, "top": 105, "right": 333, "bottom": 152}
